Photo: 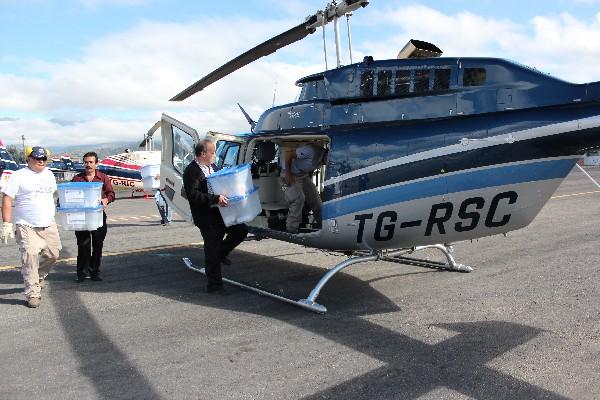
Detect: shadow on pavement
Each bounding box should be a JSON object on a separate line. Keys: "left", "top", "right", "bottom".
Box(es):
{"left": 0, "top": 270, "right": 26, "bottom": 306}
{"left": 40, "top": 245, "right": 569, "bottom": 400}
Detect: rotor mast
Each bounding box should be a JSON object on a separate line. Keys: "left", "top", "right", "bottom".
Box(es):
{"left": 309, "top": 0, "right": 369, "bottom": 69}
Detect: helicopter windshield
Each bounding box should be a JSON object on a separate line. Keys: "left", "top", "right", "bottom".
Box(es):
{"left": 297, "top": 79, "right": 326, "bottom": 101}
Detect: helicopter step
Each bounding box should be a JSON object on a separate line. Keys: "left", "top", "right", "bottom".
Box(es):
{"left": 182, "top": 243, "right": 471, "bottom": 314}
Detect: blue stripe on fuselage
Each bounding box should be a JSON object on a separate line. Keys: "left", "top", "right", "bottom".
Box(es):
{"left": 322, "top": 158, "right": 576, "bottom": 219}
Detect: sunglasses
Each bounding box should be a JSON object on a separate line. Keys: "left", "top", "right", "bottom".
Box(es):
{"left": 31, "top": 157, "right": 47, "bottom": 161}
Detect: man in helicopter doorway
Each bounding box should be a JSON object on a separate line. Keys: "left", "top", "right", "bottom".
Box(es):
{"left": 183, "top": 139, "right": 248, "bottom": 295}
{"left": 281, "top": 143, "right": 328, "bottom": 234}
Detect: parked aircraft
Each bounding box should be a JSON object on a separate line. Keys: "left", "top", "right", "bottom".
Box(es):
{"left": 0, "top": 140, "right": 19, "bottom": 190}
{"left": 47, "top": 156, "right": 83, "bottom": 172}
{"left": 160, "top": 0, "right": 600, "bottom": 312}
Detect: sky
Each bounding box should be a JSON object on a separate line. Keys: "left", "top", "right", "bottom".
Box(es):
{"left": 2, "top": 0, "right": 600, "bottom": 148}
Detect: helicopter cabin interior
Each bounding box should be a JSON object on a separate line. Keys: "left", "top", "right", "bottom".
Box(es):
{"left": 214, "top": 134, "right": 330, "bottom": 233}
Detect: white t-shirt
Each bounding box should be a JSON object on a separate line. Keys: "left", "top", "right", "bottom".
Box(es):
{"left": 1, "top": 167, "right": 57, "bottom": 227}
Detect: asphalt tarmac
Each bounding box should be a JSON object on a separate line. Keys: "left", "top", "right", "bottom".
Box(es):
{"left": 1, "top": 168, "right": 599, "bottom": 400}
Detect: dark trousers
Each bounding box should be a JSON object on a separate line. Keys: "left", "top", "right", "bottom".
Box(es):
{"left": 75, "top": 212, "right": 108, "bottom": 278}
{"left": 198, "top": 222, "right": 247, "bottom": 291}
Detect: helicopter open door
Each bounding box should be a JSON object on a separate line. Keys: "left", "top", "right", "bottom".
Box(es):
{"left": 159, "top": 113, "right": 247, "bottom": 223}
{"left": 159, "top": 114, "right": 200, "bottom": 222}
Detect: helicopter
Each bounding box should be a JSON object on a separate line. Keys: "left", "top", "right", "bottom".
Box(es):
{"left": 159, "top": 0, "right": 600, "bottom": 313}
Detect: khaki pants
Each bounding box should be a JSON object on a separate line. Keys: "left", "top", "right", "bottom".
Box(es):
{"left": 15, "top": 224, "right": 62, "bottom": 299}
{"left": 281, "top": 175, "right": 322, "bottom": 233}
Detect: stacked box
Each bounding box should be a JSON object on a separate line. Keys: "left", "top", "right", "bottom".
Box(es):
{"left": 218, "top": 188, "right": 261, "bottom": 227}
{"left": 56, "top": 205, "right": 104, "bottom": 231}
{"left": 56, "top": 182, "right": 104, "bottom": 231}
{"left": 141, "top": 164, "right": 160, "bottom": 191}
{"left": 206, "top": 164, "right": 261, "bottom": 227}
{"left": 206, "top": 163, "right": 253, "bottom": 197}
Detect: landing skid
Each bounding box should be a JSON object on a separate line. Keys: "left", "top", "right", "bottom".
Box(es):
{"left": 182, "top": 244, "right": 472, "bottom": 314}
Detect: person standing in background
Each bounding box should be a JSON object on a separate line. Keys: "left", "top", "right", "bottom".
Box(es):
{"left": 71, "top": 151, "right": 115, "bottom": 282}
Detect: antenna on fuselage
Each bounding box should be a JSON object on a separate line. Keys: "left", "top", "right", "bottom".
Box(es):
{"left": 272, "top": 81, "right": 278, "bottom": 107}
{"left": 237, "top": 103, "right": 256, "bottom": 131}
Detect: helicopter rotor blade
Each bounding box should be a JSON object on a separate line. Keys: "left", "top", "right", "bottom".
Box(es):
{"left": 170, "top": 14, "right": 319, "bottom": 102}
{"left": 170, "top": 0, "right": 370, "bottom": 102}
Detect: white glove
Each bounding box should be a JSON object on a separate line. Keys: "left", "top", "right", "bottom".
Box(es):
{"left": 1, "top": 222, "right": 15, "bottom": 244}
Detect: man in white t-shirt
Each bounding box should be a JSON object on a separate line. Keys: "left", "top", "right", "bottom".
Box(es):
{"left": 281, "top": 143, "right": 327, "bottom": 234}
{"left": 1, "top": 146, "right": 62, "bottom": 308}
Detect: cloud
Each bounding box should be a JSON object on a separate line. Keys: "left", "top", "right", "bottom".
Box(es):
{"left": 0, "top": 115, "right": 153, "bottom": 147}
{"left": 0, "top": 14, "right": 324, "bottom": 146}
{"left": 1, "top": 17, "right": 313, "bottom": 112}
{"left": 368, "top": 5, "right": 600, "bottom": 83}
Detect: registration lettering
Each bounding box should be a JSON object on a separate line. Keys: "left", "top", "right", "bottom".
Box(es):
{"left": 354, "top": 191, "right": 518, "bottom": 243}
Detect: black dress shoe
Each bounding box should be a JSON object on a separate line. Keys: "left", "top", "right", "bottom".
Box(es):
{"left": 221, "top": 256, "right": 232, "bottom": 266}
{"left": 75, "top": 276, "right": 86, "bottom": 283}
{"left": 90, "top": 275, "right": 103, "bottom": 282}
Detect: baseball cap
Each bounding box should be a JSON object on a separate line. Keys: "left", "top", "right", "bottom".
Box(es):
{"left": 28, "top": 146, "right": 48, "bottom": 160}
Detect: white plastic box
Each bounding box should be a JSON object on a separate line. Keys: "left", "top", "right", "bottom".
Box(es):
{"left": 218, "top": 188, "right": 261, "bottom": 227}
{"left": 207, "top": 163, "right": 253, "bottom": 197}
{"left": 142, "top": 176, "right": 160, "bottom": 191}
{"left": 57, "top": 205, "right": 104, "bottom": 231}
{"left": 57, "top": 182, "right": 103, "bottom": 208}
{"left": 141, "top": 164, "right": 160, "bottom": 191}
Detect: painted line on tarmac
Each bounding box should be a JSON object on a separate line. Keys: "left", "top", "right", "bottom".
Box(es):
{"left": 0, "top": 242, "right": 204, "bottom": 271}
{"left": 551, "top": 190, "right": 600, "bottom": 199}
{"left": 107, "top": 214, "right": 160, "bottom": 222}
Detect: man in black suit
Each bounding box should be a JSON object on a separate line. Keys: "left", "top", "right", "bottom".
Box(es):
{"left": 183, "top": 139, "right": 248, "bottom": 294}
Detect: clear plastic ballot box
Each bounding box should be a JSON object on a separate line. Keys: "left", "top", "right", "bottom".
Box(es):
{"left": 206, "top": 164, "right": 253, "bottom": 197}
{"left": 218, "top": 188, "right": 261, "bottom": 227}
{"left": 56, "top": 205, "right": 104, "bottom": 231}
{"left": 57, "top": 182, "right": 103, "bottom": 208}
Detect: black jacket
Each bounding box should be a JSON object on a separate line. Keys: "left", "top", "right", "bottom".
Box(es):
{"left": 182, "top": 161, "right": 222, "bottom": 228}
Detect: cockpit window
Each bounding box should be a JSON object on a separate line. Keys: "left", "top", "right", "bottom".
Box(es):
{"left": 463, "top": 68, "right": 486, "bottom": 87}
{"left": 413, "top": 69, "right": 430, "bottom": 94}
{"left": 433, "top": 68, "right": 451, "bottom": 90}
{"left": 360, "top": 70, "right": 374, "bottom": 97}
{"left": 297, "top": 79, "right": 326, "bottom": 101}
{"left": 377, "top": 70, "right": 393, "bottom": 96}
{"left": 215, "top": 141, "right": 240, "bottom": 169}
